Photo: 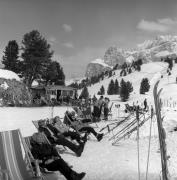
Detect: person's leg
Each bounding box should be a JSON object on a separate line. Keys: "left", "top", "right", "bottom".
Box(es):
{"left": 79, "top": 126, "right": 103, "bottom": 141}
{"left": 93, "top": 106, "right": 100, "bottom": 118}
{"left": 62, "top": 131, "right": 81, "bottom": 143}
{"left": 99, "top": 105, "right": 103, "bottom": 118}
{"left": 81, "top": 118, "right": 92, "bottom": 123}
{"left": 45, "top": 158, "right": 86, "bottom": 180}
{"left": 79, "top": 126, "right": 97, "bottom": 136}
{"left": 55, "top": 135, "right": 84, "bottom": 156}
{"left": 104, "top": 108, "right": 109, "bottom": 120}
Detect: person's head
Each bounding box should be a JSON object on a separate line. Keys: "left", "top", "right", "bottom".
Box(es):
{"left": 53, "top": 116, "right": 62, "bottom": 125}
{"left": 31, "top": 132, "right": 47, "bottom": 145}
{"left": 70, "top": 111, "right": 76, "bottom": 117}
{"left": 100, "top": 96, "right": 103, "bottom": 99}
{"left": 46, "top": 118, "right": 50, "bottom": 124}
{"left": 38, "top": 119, "right": 46, "bottom": 127}
{"left": 73, "top": 106, "right": 79, "bottom": 113}
{"left": 82, "top": 98, "right": 86, "bottom": 104}
{"left": 105, "top": 97, "right": 109, "bottom": 102}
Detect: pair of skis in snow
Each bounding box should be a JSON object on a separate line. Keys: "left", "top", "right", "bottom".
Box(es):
{"left": 153, "top": 80, "right": 169, "bottom": 180}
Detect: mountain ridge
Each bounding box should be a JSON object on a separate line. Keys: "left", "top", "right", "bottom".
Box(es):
{"left": 85, "top": 35, "right": 177, "bottom": 78}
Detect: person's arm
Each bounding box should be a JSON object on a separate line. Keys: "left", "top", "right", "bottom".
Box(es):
{"left": 42, "top": 127, "right": 58, "bottom": 142}
{"left": 48, "top": 124, "right": 61, "bottom": 136}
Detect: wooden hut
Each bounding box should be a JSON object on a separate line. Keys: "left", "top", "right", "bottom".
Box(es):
{"left": 31, "top": 85, "right": 76, "bottom": 103}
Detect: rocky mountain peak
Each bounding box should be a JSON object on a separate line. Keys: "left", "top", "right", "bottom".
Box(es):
{"left": 85, "top": 35, "right": 177, "bottom": 78}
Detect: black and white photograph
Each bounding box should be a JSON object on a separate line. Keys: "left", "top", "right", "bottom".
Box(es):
{"left": 0, "top": 0, "right": 177, "bottom": 179}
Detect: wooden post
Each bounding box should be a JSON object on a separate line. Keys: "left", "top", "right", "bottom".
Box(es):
{"left": 136, "top": 106, "right": 140, "bottom": 180}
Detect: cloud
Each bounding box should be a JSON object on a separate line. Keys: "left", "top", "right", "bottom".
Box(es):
{"left": 63, "top": 42, "right": 74, "bottom": 48}
{"left": 137, "top": 18, "right": 177, "bottom": 32}
{"left": 48, "top": 36, "right": 58, "bottom": 45}
{"left": 157, "top": 18, "right": 177, "bottom": 25}
{"left": 62, "top": 24, "right": 72, "bottom": 32}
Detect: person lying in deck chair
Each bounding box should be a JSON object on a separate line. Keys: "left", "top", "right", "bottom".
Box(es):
{"left": 47, "top": 116, "right": 87, "bottom": 144}
{"left": 38, "top": 120, "right": 85, "bottom": 157}
{"left": 64, "top": 111, "right": 104, "bottom": 142}
{"left": 30, "top": 132, "right": 86, "bottom": 180}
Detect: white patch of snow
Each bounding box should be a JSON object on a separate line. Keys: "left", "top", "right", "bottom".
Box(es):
{"left": 0, "top": 81, "right": 9, "bottom": 89}
{"left": 126, "top": 56, "right": 134, "bottom": 63}
{"left": 0, "top": 69, "right": 20, "bottom": 81}
{"left": 32, "top": 80, "right": 38, "bottom": 86}
{"left": 155, "top": 50, "right": 173, "bottom": 57}
{"left": 91, "top": 58, "right": 111, "bottom": 68}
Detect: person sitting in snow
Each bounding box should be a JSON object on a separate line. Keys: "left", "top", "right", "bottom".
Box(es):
{"left": 64, "top": 111, "right": 104, "bottom": 141}
{"left": 30, "top": 132, "right": 86, "bottom": 180}
{"left": 38, "top": 120, "right": 85, "bottom": 157}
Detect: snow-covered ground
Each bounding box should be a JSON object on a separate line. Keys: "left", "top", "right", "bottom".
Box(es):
{"left": 2, "top": 62, "right": 177, "bottom": 179}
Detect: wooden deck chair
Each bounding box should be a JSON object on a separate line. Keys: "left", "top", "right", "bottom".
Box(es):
{"left": 24, "top": 135, "right": 72, "bottom": 170}
{"left": 32, "top": 120, "right": 44, "bottom": 129}
{"left": 72, "top": 106, "right": 84, "bottom": 118}
{"left": 32, "top": 121, "right": 67, "bottom": 153}
{"left": 24, "top": 135, "right": 58, "bottom": 174}
{"left": 0, "top": 129, "right": 43, "bottom": 180}
{"left": 23, "top": 134, "right": 69, "bottom": 179}
{"left": 64, "top": 112, "right": 95, "bottom": 136}
{"left": 73, "top": 106, "right": 98, "bottom": 127}
{"left": 0, "top": 168, "right": 8, "bottom": 180}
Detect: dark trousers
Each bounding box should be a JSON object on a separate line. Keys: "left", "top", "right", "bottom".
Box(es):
{"left": 45, "top": 158, "right": 74, "bottom": 180}
{"left": 62, "top": 131, "right": 81, "bottom": 143}
{"left": 92, "top": 106, "right": 100, "bottom": 118}
{"left": 99, "top": 105, "right": 103, "bottom": 118}
{"left": 104, "top": 107, "right": 109, "bottom": 119}
{"left": 50, "top": 135, "right": 79, "bottom": 154}
{"left": 81, "top": 118, "right": 92, "bottom": 123}
{"left": 79, "top": 126, "right": 98, "bottom": 137}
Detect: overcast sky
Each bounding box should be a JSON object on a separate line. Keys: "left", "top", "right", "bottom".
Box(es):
{"left": 1, "top": 0, "right": 177, "bottom": 79}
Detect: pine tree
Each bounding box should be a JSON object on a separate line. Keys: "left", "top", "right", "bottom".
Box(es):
{"left": 128, "top": 68, "right": 132, "bottom": 74}
{"left": 2, "top": 40, "right": 20, "bottom": 73}
{"left": 127, "top": 81, "right": 133, "bottom": 93}
{"left": 107, "top": 79, "right": 115, "bottom": 95}
{"left": 92, "top": 94, "right": 97, "bottom": 102}
{"left": 100, "top": 85, "right": 105, "bottom": 95}
{"left": 43, "top": 61, "right": 65, "bottom": 85}
{"left": 120, "top": 79, "right": 130, "bottom": 102}
{"left": 21, "top": 30, "right": 53, "bottom": 87}
{"left": 79, "top": 86, "right": 89, "bottom": 99}
{"left": 114, "top": 79, "right": 119, "bottom": 94}
{"left": 113, "top": 64, "right": 119, "bottom": 70}
{"left": 109, "top": 70, "right": 112, "bottom": 77}
{"left": 140, "top": 78, "right": 150, "bottom": 94}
